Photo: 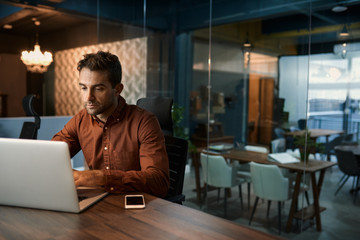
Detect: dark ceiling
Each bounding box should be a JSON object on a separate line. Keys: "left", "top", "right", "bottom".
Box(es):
{"left": 0, "top": 0, "right": 360, "bottom": 54}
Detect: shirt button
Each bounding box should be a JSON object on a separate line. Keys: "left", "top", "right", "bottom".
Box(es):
{"left": 104, "top": 127, "right": 108, "bottom": 130}
{"left": 117, "top": 118, "right": 119, "bottom": 121}
{"left": 104, "top": 146, "right": 108, "bottom": 150}
{"left": 110, "top": 187, "right": 114, "bottom": 191}
{"left": 106, "top": 166, "right": 109, "bottom": 170}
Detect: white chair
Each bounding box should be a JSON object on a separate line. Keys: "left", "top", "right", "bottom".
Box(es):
{"left": 272, "top": 139, "right": 311, "bottom": 205}
{"left": 236, "top": 145, "right": 268, "bottom": 209}
{"left": 244, "top": 145, "right": 269, "bottom": 153}
{"left": 248, "top": 162, "right": 292, "bottom": 235}
{"left": 271, "top": 138, "right": 286, "bottom": 153}
{"left": 200, "top": 153, "right": 246, "bottom": 217}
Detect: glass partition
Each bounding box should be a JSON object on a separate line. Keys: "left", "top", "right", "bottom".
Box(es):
{"left": 1, "top": 0, "right": 359, "bottom": 238}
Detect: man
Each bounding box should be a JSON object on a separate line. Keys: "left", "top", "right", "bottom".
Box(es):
{"left": 52, "top": 51, "right": 170, "bottom": 198}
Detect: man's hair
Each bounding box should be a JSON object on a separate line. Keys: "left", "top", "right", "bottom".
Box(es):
{"left": 77, "top": 51, "right": 122, "bottom": 87}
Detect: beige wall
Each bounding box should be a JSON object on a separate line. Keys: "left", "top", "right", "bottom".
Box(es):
{"left": 0, "top": 54, "right": 26, "bottom": 117}
{"left": 54, "top": 38, "right": 147, "bottom": 115}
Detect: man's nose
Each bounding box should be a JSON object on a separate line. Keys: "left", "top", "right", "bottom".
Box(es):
{"left": 86, "top": 89, "right": 95, "bottom": 101}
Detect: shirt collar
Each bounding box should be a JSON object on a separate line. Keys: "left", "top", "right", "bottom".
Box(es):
{"left": 111, "top": 96, "right": 126, "bottom": 120}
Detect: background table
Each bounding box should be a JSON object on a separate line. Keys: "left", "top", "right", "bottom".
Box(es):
{"left": 283, "top": 129, "right": 344, "bottom": 160}
{"left": 0, "top": 193, "right": 282, "bottom": 240}
{"left": 204, "top": 149, "right": 336, "bottom": 232}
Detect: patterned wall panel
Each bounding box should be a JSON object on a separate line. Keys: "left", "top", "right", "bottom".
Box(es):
{"left": 54, "top": 38, "right": 147, "bottom": 116}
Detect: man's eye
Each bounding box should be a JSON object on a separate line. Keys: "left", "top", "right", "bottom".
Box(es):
{"left": 95, "top": 87, "right": 103, "bottom": 91}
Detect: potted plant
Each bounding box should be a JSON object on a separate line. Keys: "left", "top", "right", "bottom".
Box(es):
{"left": 172, "top": 103, "right": 197, "bottom": 154}
{"left": 294, "top": 129, "right": 323, "bottom": 162}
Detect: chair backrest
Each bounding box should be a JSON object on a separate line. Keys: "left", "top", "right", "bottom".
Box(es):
{"left": 324, "top": 135, "right": 345, "bottom": 153}
{"left": 271, "top": 138, "right": 286, "bottom": 153}
{"left": 19, "top": 94, "right": 41, "bottom": 139}
{"left": 164, "top": 135, "right": 188, "bottom": 201}
{"left": 244, "top": 145, "right": 268, "bottom": 153}
{"left": 298, "top": 119, "right": 307, "bottom": 130}
{"left": 136, "top": 96, "right": 173, "bottom": 136}
{"left": 274, "top": 127, "right": 285, "bottom": 139}
{"left": 200, "top": 153, "right": 237, "bottom": 188}
{"left": 335, "top": 149, "right": 360, "bottom": 176}
{"left": 250, "top": 162, "right": 290, "bottom": 201}
{"left": 344, "top": 133, "right": 355, "bottom": 142}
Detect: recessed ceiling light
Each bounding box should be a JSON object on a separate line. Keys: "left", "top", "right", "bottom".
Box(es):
{"left": 3, "top": 24, "right": 13, "bottom": 29}
{"left": 332, "top": 5, "right": 348, "bottom": 12}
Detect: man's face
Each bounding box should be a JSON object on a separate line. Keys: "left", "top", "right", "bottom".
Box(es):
{"left": 79, "top": 68, "right": 122, "bottom": 120}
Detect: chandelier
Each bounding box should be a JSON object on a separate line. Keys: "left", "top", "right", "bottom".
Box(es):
{"left": 20, "top": 19, "right": 53, "bottom": 73}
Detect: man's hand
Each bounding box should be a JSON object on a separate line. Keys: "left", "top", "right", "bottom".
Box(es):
{"left": 73, "top": 170, "right": 105, "bottom": 187}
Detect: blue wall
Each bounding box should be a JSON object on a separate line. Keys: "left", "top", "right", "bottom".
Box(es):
{"left": 0, "top": 116, "right": 84, "bottom": 168}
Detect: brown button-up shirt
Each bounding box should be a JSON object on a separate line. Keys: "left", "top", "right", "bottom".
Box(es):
{"left": 52, "top": 96, "right": 170, "bottom": 197}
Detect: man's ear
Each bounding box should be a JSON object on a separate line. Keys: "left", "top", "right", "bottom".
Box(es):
{"left": 114, "top": 83, "right": 124, "bottom": 96}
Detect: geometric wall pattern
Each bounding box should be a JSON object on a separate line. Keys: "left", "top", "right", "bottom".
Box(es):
{"left": 54, "top": 37, "right": 147, "bottom": 116}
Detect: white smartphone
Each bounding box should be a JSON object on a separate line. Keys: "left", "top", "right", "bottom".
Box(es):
{"left": 125, "top": 195, "right": 146, "bottom": 209}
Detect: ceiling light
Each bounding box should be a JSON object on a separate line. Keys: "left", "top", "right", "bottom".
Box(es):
{"left": 339, "top": 25, "right": 349, "bottom": 37}
{"left": 20, "top": 20, "right": 53, "bottom": 73}
{"left": 3, "top": 24, "right": 13, "bottom": 29}
{"left": 332, "top": 5, "right": 348, "bottom": 13}
{"left": 21, "top": 44, "right": 53, "bottom": 73}
{"left": 243, "top": 40, "right": 251, "bottom": 48}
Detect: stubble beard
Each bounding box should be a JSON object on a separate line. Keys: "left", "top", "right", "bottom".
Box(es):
{"left": 85, "top": 96, "right": 117, "bottom": 117}
{"left": 85, "top": 101, "right": 108, "bottom": 116}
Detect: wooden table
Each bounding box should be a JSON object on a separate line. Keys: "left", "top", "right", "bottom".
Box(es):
{"left": 202, "top": 149, "right": 336, "bottom": 232}
{"left": 283, "top": 128, "right": 344, "bottom": 160}
{"left": 0, "top": 193, "right": 282, "bottom": 240}
{"left": 282, "top": 129, "right": 344, "bottom": 139}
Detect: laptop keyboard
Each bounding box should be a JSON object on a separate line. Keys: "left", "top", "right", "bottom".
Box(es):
{"left": 77, "top": 187, "right": 106, "bottom": 202}
{"left": 78, "top": 196, "right": 88, "bottom": 202}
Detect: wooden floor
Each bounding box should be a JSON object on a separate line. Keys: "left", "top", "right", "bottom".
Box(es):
{"left": 182, "top": 155, "right": 360, "bottom": 239}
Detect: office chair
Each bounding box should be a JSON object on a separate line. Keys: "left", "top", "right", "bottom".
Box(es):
{"left": 19, "top": 94, "right": 41, "bottom": 139}
{"left": 136, "top": 96, "right": 173, "bottom": 136}
{"left": 334, "top": 149, "right": 360, "bottom": 203}
{"left": 163, "top": 135, "right": 188, "bottom": 204}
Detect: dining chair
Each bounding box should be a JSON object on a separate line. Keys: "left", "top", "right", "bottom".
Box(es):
{"left": 248, "top": 162, "right": 292, "bottom": 235}
{"left": 136, "top": 96, "right": 173, "bottom": 136}
{"left": 163, "top": 135, "right": 188, "bottom": 204}
{"left": 334, "top": 149, "right": 360, "bottom": 203}
{"left": 244, "top": 145, "right": 268, "bottom": 153}
{"left": 200, "top": 152, "right": 246, "bottom": 217}
{"left": 322, "top": 135, "right": 345, "bottom": 161}
{"left": 270, "top": 138, "right": 286, "bottom": 153}
{"left": 236, "top": 145, "right": 268, "bottom": 209}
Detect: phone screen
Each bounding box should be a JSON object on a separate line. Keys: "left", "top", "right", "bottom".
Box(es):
{"left": 126, "top": 196, "right": 144, "bottom": 205}
{"left": 125, "top": 195, "right": 145, "bottom": 209}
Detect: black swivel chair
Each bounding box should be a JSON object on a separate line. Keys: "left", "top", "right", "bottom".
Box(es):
{"left": 163, "top": 135, "right": 188, "bottom": 204}
{"left": 334, "top": 149, "right": 360, "bottom": 203}
{"left": 19, "top": 94, "right": 41, "bottom": 139}
{"left": 136, "top": 97, "right": 187, "bottom": 204}
{"left": 136, "top": 96, "right": 173, "bottom": 136}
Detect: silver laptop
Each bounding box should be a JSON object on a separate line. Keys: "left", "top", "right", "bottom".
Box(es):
{"left": 0, "top": 137, "right": 108, "bottom": 213}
